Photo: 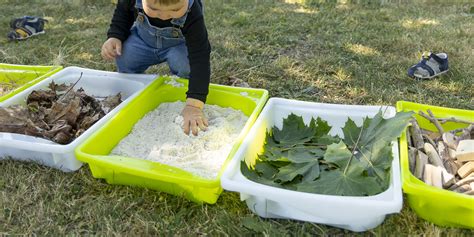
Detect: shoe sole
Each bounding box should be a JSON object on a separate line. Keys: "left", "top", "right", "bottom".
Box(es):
{"left": 414, "top": 69, "right": 449, "bottom": 79}
{"left": 16, "top": 30, "right": 45, "bottom": 40}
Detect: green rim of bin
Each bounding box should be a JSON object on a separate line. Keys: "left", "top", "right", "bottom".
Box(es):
{"left": 0, "top": 63, "right": 63, "bottom": 102}
{"left": 397, "top": 101, "right": 474, "bottom": 229}
{"left": 75, "top": 76, "right": 269, "bottom": 204}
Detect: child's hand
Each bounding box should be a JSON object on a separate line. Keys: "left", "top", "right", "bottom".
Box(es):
{"left": 101, "top": 38, "right": 122, "bottom": 61}
{"left": 181, "top": 98, "right": 208, "bottom": 136}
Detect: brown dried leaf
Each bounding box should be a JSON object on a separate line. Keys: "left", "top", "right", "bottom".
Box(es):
{"left": 48, "top": 81, "right": 69, "bottom": 92}
{"left": 47, "top": 97, "right": 82, "bottom": 125}
{"left": 27, "top": 90, "right": 57, "bottom": 107}
{"left": 100, "top": 93, "right": 122, "bottom": 114}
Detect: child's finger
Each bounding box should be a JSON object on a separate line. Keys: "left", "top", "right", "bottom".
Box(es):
{"left": 102, "top": 44, "right": 115, "bottom": 60}
{"left": 104, "top": 50, "right": 115, "bottom": 60}
{"left": 115, "top": 42, "right": 122, "bottom": 56}
{"left": 197, "top": 118, "right": 207, "bottom": 131}
{"left": 183, "top": 118, "right": 190, "bottom": 135}
{"left": 191, "top": 120, "right": 199, "bottom": 136}
{"left": 102, "top": 50, "right": 112, "bottom": 60}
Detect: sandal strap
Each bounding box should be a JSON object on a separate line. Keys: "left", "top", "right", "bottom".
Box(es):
{"left": 415, "top": 59, "right": 435, "bottom": 76}
{"left": 428, "top": 53, "right": 445, "bottom": 65}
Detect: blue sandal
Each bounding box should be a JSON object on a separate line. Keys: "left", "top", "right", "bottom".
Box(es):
{"left": 7, "top": 16, "right": 48, "bottom": 41}
{"left": 407, "top": 52, "right": 449, "bottom": 79}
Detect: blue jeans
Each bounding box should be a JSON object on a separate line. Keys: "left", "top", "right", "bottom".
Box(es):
{"left": 116, "top": 28, "right": 190, "bottom": 77}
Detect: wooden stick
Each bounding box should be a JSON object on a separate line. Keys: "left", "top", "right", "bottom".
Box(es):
{"left": 418, "top": 110, "right": 445, "bottom": 134}
{"left": 437, "top": 117, "right": 474, "bottom": 125}
{"left": 58, "top": 72, "right": 83, "bottom": 102}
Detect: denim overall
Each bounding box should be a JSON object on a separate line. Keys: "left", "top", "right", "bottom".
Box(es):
{"left": 116, "top": 0, "right": 195, "bottom": 77}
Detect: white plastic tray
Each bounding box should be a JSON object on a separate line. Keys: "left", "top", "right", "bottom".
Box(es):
{"left": 221, "top": 98, "right": 402, "bottom": 232}
{"left": 0, "top": 66, "right": 156, "bottom": 172}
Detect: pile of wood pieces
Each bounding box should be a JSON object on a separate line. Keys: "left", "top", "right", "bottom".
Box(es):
{"left": 0, "top": 79, "right": 121, "bottom": 145}
{"left": 407, "top": 109, "right": 474, "bottom": 195}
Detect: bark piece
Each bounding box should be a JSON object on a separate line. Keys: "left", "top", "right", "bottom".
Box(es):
{"left": 453, "top": 184, "right": 471, "bottom": 193}
{"left": 431, "top": 165, "right": 443, "bottom": 188}
{"left": 442, "top": 132, "right": 458, "bottom": 150}
{"left": 448, "top": 148, "right": 457, "bottom": 160}
{"left": 452, "top": 125, "right": 474, "bottom": 144}
{"left": 449, "top": 176, "right": 474, "bottom": 189}
{"left": 423, "top": 164, "right": 434, "bottom": 186}
{"left": 409, "top": 119, "right": 425, "bottom": 150}
{"left": 438, "top": 141, "right": 458, "bottom": 174}
{"left": 422, "top": 129, "right": 441, "bottom": 141}
{"left": 456, "top": 140, "right": 474, "bottom": 162}
{"left": 464, "top": 190, "right": 474, "bottom": 195}
{"left": 408, "top": 147, "right": 417, "bottom": 174}
{"left": 457, "top": 161, "right": 474, "bottom": 178}
{"left": 441, "top": 169, "right": 456, "bottom": 188}
{"left": 415, "top": 151, "right": 429, "bottom": 179}
{"left": 424, "top": 143, "right": 445, "bottom": 168}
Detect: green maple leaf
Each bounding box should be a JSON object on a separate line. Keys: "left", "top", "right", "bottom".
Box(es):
{"left": 297, "top": 164, "right": 382, "bottom": 196}
{"left": 310, "top": 117, "right": 332, "bottom": 142}
{"left": 311, "top": 141, "right": 382, "bottom": 195}
{"left": 323, "top": 141, "right": 352, "bottom": 168}
{"left": 315, "top": 134, "right": 341, "bottom": 145}
{"left": 287, "top": 148, "right": 319, "bottom": 163}
{"left": 272, "top": 113, "right": 316, "bottom": 145}
{"left": 275, "top": 161, "right": 320, "bottom": 183}
{"left": 310, "top": 117, "right": 332, "bottom": 138}
{"left": 343, "top": 111, "right": 413, "bottom": 148}
{"left": 359, "top": 142, "right": 393, "bottom": 188}
{"left": 342, "top": 111, "right": 413, "bottom": 182}
{"left": 241, "top": 161, "right": 281, "bottom": 188}
{"left": 261, "top": 145, "right": 288, "bottom": 162}
{"left": 254, "top": 161, "right": 279, "bottom": 179}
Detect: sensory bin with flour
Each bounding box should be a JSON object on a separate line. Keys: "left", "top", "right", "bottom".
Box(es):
{"left": 111, "top": 101, "right": 248, "bottom": 179}
{"left": 76, "top": 76, "right": 269, "bottom": 203}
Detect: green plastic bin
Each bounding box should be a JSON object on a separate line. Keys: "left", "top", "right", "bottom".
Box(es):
{"left": 76, "top": 76, "right": 269, "bottom": 204}
{"left": 0, "top": 63, "right": 63, "bottom": 102}
{"left": 397, "top": 101, "right": 474, "bottom": 229}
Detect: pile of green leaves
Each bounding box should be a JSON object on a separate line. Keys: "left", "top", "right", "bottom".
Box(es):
{"left": 241, "top": 111, "right": 413, "bottom": 196}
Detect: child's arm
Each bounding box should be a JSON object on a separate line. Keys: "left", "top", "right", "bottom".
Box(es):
{"left": 181, "top": 1, "right": 211, "bottom": 136}
{"left": 107, "top": 0, "right": 135, "bottom": 42}
{"left": 182, "top": 0, "right": 211, "bottom": 104}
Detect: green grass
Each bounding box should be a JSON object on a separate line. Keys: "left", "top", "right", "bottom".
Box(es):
{"left": 1, "top": 0, "right": 473, "bottom": 235}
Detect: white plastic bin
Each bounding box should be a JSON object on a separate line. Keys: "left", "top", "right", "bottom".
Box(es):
{"left": 221, "top": 98, "right": 402, "bottom": 232}
{"left": 0, "top": 66, "right": 157, "bottom": 172}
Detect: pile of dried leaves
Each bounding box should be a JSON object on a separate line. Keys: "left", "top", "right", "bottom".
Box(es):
{"left": 0, "top": 82, "right": 18, "bottom": 97}
{"left": 0, "top": 81, "right": 121, "bottom": 144}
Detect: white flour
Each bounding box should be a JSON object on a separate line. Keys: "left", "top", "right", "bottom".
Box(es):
{"left": 111, "top": 101, "right": 248, "bottom": 179}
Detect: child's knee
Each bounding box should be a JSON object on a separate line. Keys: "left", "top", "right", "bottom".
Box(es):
{"left": 174, "top": 63, "right": 190, "bottom": 78}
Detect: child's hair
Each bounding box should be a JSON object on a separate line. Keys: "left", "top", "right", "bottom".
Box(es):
{"left": 147, "top": 0, "right": 183, "bottom": 6}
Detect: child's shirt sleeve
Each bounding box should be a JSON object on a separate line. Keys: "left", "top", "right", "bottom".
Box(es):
{"left": 182, "top": 1, "right": 211, "bottom": 103}
{"left": 107, "top": 0, "right": 135, "bottom": 42}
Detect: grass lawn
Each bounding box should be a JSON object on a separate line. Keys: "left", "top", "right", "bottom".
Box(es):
{"left": 1, "top": 0, "right": 473, "bottom": 235}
